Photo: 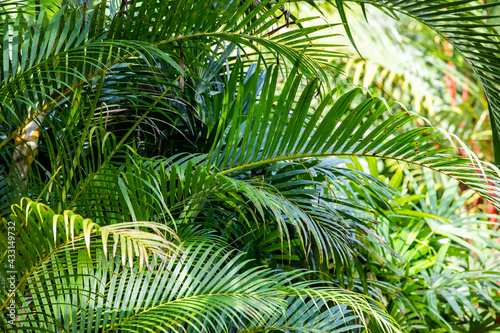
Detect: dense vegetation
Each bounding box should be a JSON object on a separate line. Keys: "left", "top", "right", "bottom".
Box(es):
{"left": 2, "top": 0, "right": 500, "bottom": 332}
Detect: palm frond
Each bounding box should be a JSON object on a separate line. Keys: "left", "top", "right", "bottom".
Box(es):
{"left": 0, "top": 225, "right": 401, "bottom": 333}
{"left": 333, "top": 0, "right": 500, "bottom": 161}
{"left": 208, "top": 66, "right": 500, "bottom": 209}
{"left": 0, "top": 198, "right": 179, "bottom": 280}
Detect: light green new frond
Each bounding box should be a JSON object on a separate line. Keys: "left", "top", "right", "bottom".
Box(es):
{"left": 0, "top": 198, "right": 180, "bottom": 281}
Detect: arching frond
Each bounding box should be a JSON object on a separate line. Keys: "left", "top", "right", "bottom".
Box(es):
{"left": 0, "top": 216, "right": 401, "bottom": 333}
{"left": 0, "top": 199, "right": 179, "bottom": 280}
{"left": 333, "top": 0, "right": 500, "bottom": 161}
{"left": 209, "top": 65, "right": 500, "bottom": 208}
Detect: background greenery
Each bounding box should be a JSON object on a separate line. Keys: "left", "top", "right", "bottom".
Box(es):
{"left": 2, "top": 0, "right": 500, "bottom": 332}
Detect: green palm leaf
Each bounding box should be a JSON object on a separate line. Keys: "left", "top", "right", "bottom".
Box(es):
{"left": 0, "top": 202, "right": 401, "bottom": 332}
{"left": 0, "top": 199, "right": 179, "bottom": 279}
{"left": 333, "top": 0, "right": 500, "bottom": 161}
{"left": 209, "top": 66, "right": 500, "bottom": 209}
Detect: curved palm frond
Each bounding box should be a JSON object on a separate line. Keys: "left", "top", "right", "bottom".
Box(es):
{"left": 0, "top": 0, "right": 343, "bottom": 149}
{"left": 0, "top": 201, "right": 401, "bottom": 332}
{"left": 331, "top": 0, "right": 500, "bottom": 161}
{"left": 237, "top": 297, "right": 361, "bottom": 333}
{"left": 0, "top": 0, "right": 352, "bottom": 217}
{"left": 206, "top": 64, "right": 500, "bottom": 209}
{"left": 0, "top": 199, "right": 179, "bottom": 281}
{"left": 3, "top": 1, "right": 500, "bottom": 332}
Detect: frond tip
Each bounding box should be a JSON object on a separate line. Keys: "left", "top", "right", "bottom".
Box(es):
{"left": 5, "top": 198, "right": 181, "bottom": 273}
{"left": 0, "top": 242, "right": 402, "bottom": 333}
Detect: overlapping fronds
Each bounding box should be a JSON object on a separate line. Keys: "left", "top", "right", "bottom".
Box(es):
{"left": 0, "top": 199, "right": 179, "bottom": 279}
{"left": 116, "top": 156, "right": 364, "bottom": 266}
{"left": 208, "top": 64, "right": 500, "bottom": 209}
{"left": 0, "top": 13, "right": 181, "bottom": 148}
{"left": 2, "top": 1, "right": 500, "bottom": 332}
{"left": 332, "top": 0, "right": 500, "bottom": 160}
{"left": 0, "top": 221, "right": 401, "bottom": 333}
{"left": 0, "top": 0, "right": 343, "bottom": 151}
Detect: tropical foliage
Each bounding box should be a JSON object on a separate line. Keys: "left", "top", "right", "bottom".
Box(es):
{"left": 1, "top": 0, "right": 500, "bottom": 332}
